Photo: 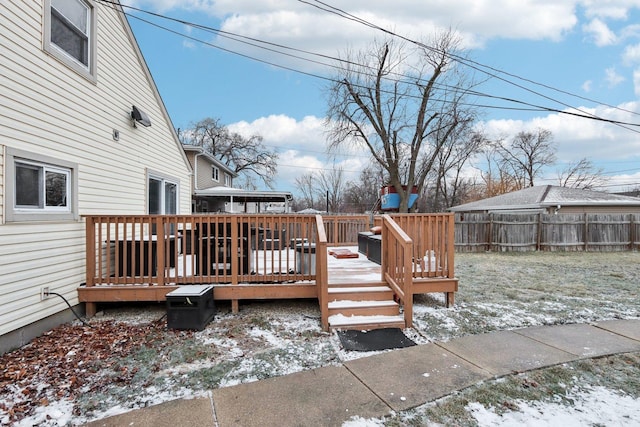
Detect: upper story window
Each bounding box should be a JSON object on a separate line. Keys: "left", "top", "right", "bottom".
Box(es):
{"left": 224, "top": 174, "right": 231, "bottom": 187}
{"left": 6, "top": 148, "right": 79, "bottom": 222}
{"left": 212, "top": 166, "right": 220, "bottom": 182}
{"left": 44, "top": 0, "right": 97, "bottom": 81}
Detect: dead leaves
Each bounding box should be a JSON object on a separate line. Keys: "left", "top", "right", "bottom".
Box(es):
{"left": 0, "top": 319, "right": 168, "bottom": 424}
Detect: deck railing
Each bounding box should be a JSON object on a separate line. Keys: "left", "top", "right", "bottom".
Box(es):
{"left": 380, "top": 214, "right": 414, "bottom": 327}
{"left": 322, "top": 214, "right": 370, "bottom": 245}
{"left": 376, "top": 213, "right": 456, "bottom": 280}
{"left": 85, "top": 214, "right": 322, "bottom": 287}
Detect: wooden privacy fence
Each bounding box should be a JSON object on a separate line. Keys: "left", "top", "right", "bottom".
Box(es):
{"left": 455, "top": 212, "right": 640, "bottom": 252}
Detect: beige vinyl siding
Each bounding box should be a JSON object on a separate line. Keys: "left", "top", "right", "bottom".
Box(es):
{"left": 0, "top": 147, "right": 4, "bottom": 224}
{"left": 198, "top": 155, "right": 219, "bottom": 188}
{"left": 0, "top": 222, "right": 85, "bottom": 336}
{"left": 0, "top": 2, "right": 191, "bottom": 336}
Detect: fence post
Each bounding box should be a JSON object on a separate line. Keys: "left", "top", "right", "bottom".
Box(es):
{"left": 583, "top": 213, "right": 589, "bottom": 252}
{"left": 487, "top": 213, "right": 493, "bottom": 252}
{"left": 536, "top": 213, "right": 542, "bottom": 251}
{"left": 630, "top": 214, "right": 636, "bottom": 251}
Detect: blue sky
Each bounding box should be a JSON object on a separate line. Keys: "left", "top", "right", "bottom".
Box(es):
{"left": 124, "top": 1, "right": 640, "bottom": 194}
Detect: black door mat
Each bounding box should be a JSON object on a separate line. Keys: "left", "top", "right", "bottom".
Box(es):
{"left": 337, "top": 328, "right": 416, "bottom": 352}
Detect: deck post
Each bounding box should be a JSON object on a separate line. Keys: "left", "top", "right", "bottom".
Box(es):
{"left": 315, "top": 215, "right": 329, "bottom": 331}
{"left": 85, "top": 302, "right": 97, "bottom": 318}
{"left": 85, "top": 216, "right": 96, "bottom": 287}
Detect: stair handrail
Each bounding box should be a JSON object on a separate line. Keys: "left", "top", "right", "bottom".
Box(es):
{"left": 381, "top": 214, "right": 414, "bottom": 328}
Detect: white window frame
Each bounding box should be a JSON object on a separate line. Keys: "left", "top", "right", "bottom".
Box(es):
{"left": 44, "top": 0, "right": 97, "bottom": 82}
{"left": 212, "top": 166, "right": 220, "bottom": 182}
{"left": 147, "top": 171, "right": 179, "bottom": 215}
{"left": 5, "top": 148, "right": 79, "bottom": 222}
{"left": 224, "top": 174, "right": 231, "bottom": 187}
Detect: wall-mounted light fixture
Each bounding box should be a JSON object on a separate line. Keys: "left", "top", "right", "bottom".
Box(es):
{"left": 131, "top": 105, "right": 151, "bottom": 128}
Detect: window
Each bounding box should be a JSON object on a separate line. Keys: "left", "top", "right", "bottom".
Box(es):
{"left": 44, "top": 0, "right": 96, "bottom": 80}
{"left": 224, "top": 174, "right": 231, "bottom": 187}
{"left": 212, "top": 166, "right": 219, "bottom": 182}
{"left": 148, "top": 174, "right": 178, "bottom": 215}
{"left": 6, "top": 148, "right": 78, "bottom": 222}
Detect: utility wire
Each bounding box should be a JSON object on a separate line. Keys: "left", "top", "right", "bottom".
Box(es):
{"left": 299, "top": 0, "right": 640, "bottom": 129}
{"left": 101, "top": 1, "right": 640, "bottom": 129}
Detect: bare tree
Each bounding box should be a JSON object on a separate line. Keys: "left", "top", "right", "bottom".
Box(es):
{"left": 477, "top": 143, "right": 524, "bottom": 197}
{"left": 493, "top": 128, "right": 556, "bottom": 188}
{"left": 294, "top": 168, "right": 347, "bottom": 212}
{"left": 182, "top": 118, "right": 279, "bottom": 189}
{"left": 316, "top": 167, "right": 346, "bottom": 213}
{"left": 343, "top": 164, "right": 385, "bottom": 212}
{"left": 430, "top": 123, "right": 487, "bottom": 211}
{"left": 294, "top": 173, "right": 318, "bottom": 210}
{"left": 557, "top": 157, "right": 609, "bottom": 189}
{"left": 325, "top": 31, "right": 479, "bottom": 212}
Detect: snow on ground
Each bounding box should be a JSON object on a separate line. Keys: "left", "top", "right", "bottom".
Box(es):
{"left": 467, "top": 386, "right": 640, "bottom": 427}
{"left": 1, "top": 251, "right": 639, "bottom": 426}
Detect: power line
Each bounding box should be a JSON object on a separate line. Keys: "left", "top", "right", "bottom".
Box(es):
{"left": 98, "top": 1, "right": 640, "bottom": 181}
{"left": 298, "top": 0, "right": 640, "bottom": 131}
{"left": 101, "top": 1, "right": 640, "bottom": 129}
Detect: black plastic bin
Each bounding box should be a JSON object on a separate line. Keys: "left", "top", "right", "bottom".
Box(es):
{"left": 295, "top": 243, "right": 316, "bottom": 274}
{"left": 115, "top": 236, "right": 177, "bottom": 276}
{"left": 194, "top": 222, "right": 251, "bottom": 275}
{"left": 166, "top": 285, "right": 215, "bottom": 331}
{"left": 358, "top": 232, "right": 373, "bottom": 255}
{"left": 367, "top": 234, "right": 382, "bottom": 265}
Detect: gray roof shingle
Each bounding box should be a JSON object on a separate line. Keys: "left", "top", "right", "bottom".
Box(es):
{"left": 450, "top": 185, "right": 640, "bottom": 212}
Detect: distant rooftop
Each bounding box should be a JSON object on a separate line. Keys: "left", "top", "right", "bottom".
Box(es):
{"left": 450, "top": 185, "right": 640, "bottom": 212}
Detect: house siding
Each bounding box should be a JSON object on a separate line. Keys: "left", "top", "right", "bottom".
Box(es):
{"left": 0, "top": 2, "right": 191, "bottom": 339}
{"left": 185, "top": 151, "right": 224, "bottom": 190}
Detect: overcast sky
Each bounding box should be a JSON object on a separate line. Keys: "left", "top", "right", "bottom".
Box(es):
{"left": 125, "top": 0, "right": 640, "bottom": 193}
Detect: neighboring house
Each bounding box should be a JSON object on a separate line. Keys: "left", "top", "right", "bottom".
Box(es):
{"left": 182, "top": 144, "right": 293, "bottom": 213}
{"left": 450, "top": 185, "right": 640, "bottom": 214}
{"left": 0, "top": 1, "right": 192, "bottom": 353}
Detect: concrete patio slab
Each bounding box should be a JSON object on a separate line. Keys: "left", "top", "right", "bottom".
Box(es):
{"left": 439, "top": 330, "right": 576, "bottom": 376}
{"left": 594, "top": 319, "right": 640, "bottom": 341}
{"left": 84, "top": 396, "right": 215, "bottom": 427}
{"left": 344, "top": 343, "right": 490, "bottom": 412}
{"left": 212, "top": 365, "right": 390, "bottom": 427}
{"left": 515, "top": 323, "right": 640, "bottom": 358}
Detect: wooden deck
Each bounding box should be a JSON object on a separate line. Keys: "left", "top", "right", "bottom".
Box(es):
{"left": 78, "top": 214, "right": 458, "bottom": 330}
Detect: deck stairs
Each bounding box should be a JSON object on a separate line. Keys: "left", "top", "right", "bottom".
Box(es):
{"left": 327, "top": 281, "right": 405, "bottom": 331}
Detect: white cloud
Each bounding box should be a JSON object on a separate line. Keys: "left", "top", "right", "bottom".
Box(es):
{"left": 482, "top": 101, "right": 640, "bottom": 190}
{"left": 227, "top": 114, "right": 370, "bottom": 190}
{"left": 622, "top": 43, "right": 640, "bottom": 65}
{"left": 634, "top": 69, "right": 640, "bottom": 96}
{"left": 132, "top": 1, "right": 580, "bottom": 55}
{"left": 580, "top": 0, "right": 632, "bottom": 20}
{"left": 582, "top": 18, "right": 618, "bottom": 46}
{"left": 582, "top": 80, "right": 593, "bottom": 92}
{"left": 605, "top": 67, "right": 625, "bottom": 87}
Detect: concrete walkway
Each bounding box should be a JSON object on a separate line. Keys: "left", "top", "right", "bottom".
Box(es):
{"left": 85, "top": 319, "right": 640, "bottom": 427}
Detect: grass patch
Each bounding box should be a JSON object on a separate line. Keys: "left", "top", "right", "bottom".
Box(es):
{"left": 383, "top": 352, "right": 640, "bottom": 426}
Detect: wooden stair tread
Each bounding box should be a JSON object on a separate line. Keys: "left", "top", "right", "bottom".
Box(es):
{"left": 328, "top": 313, "right": 405, "bottom": 326}
{"left": 328, "top": 300, "right": 398, "bottom": 309}
{"left": 328, "top": 286, "right": 391, "bottom": 293}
